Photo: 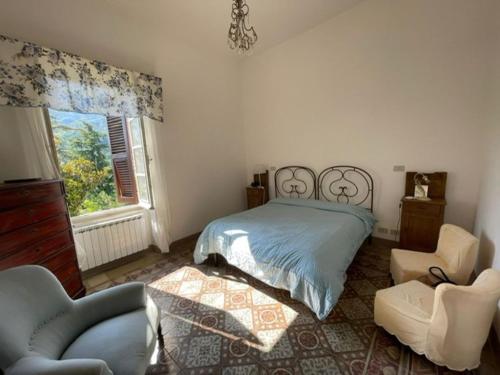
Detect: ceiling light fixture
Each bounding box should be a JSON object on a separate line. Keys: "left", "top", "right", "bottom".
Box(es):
{"left": 227, "top": 0, "right": 258, "bottom": 54}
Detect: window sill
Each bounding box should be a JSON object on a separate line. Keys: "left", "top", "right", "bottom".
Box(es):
{"left": 71, "top": 204, "right": 146, "bottom": 228}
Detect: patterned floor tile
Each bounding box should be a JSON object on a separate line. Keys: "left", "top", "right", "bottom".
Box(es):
{"left": 225, "top": 289, "right": 253, "bottom": 310}
{"left": 192, "top": 310, "right": 226, "bottom": 336}
{"left": 337, "top": 297, "right": 373, "bottom": 320}
{"left": 200, "top": 292, "right": 226, "bottom": 311}
{"left": 253, "top": 305, "right": 288, "bottom": 331}
{"left": 299, "top": 356, "right": 342, "bottom": 374}
{"left": 252, "top": 288, "right": 280, "bottom": 305}
{"left": 225, "top": 307, "right": 254, "bottom": 333}
{"left": 184, "top": 334, "right": 222, "bottom": 368}
{"left": 288, "top": 324, "right": 331, "bottom": 358}
{"left": 222, "top": 364, "right": 260, "bottom": 375}
{"left": 257, "top": 329, "right": 294, "bottom": 360}
{"left": 221, "top": 336, "right": 261, "bottom": 368}
{"left": 321, "top": 323, "right": 364, "bottom": 352}
{"left": 348, "top": 279, "right": 378, "bottom": 296}
{"left": 178, "top": 279, "right": 203, "bottom": 295}
{"left": 85, "top": 238, "right": 493, "bottom": 375}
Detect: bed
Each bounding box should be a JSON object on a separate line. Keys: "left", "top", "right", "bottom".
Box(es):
{"left": 194, "top": 166, "right": 376, "bottom": 320}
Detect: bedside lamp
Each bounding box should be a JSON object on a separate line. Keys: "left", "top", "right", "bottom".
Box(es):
{"left": 252, "top": 164, "right": 267, "bottom": 187}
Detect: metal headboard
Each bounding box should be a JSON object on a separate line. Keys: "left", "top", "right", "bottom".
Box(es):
{"left": 274, "top": 166, "right": 317, "bottom": 199}
{"left": 318, "top": 165, "right": 374, "bottom": 212}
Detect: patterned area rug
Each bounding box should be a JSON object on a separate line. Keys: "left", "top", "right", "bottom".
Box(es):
{"left": 91, "top": 239, "right": 480, "bottom": 374}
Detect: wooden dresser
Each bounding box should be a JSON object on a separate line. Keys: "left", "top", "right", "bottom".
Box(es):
{"left": 399, "top": 172, "right": 447, "bottom": 252}
{"left": 0, "top": 180, "right": 85, "bottom": 298}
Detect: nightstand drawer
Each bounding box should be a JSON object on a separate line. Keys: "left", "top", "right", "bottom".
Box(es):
{"left": 246, "top": 187, "right": 265, "bottom": 209}
{"left": 247, "top": 188, "right": 262, "bottom": 198}
{"left": 403, "top": 201, "right": 442, "bottom": 216}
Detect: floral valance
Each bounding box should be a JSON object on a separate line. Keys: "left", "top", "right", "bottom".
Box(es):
{"left": 0, "top": 35, "right": 163, "bottom": 122}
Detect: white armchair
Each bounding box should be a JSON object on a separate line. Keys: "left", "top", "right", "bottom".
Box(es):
{"left": 374, "top": 268, "right": 500, "bottom": 371}
{"left": 391, "top": 224, "right": 479, "bottom": 285}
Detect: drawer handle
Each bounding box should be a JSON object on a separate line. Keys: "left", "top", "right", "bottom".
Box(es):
{"left": 21, "top": 190, "right": 31, "bottom": 197}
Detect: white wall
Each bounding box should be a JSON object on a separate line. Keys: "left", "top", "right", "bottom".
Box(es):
{"left": 0, "top": 1, "right": 247, "bottom": 241}
{"left": 241, "top": 0, "right": 492, "bottom": 239}
{"left": 0, "top": 0, "right": 497, "bottom": 247}
{"left": 474, "top": 1, "right": 500, "bottom": 336}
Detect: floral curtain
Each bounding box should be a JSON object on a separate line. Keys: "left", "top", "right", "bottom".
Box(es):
{"left": 0, "top": 35, "right": 163, "bottom": 122}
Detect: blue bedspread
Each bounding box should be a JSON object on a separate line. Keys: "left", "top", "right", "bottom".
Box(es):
{"left": 194, "top": 198, "right": 376, "bottom": 319}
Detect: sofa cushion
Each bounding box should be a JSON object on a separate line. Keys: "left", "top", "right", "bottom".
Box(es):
{"left": 61, "top": 305, "right": 159, "bottom": 375}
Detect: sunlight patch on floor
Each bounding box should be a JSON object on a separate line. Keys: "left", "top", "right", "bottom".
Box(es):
{"left": 147, "top": 264, "right": 299, "bottom": 354}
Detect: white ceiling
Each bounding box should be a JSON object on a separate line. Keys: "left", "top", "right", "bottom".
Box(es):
{"left": 105, "top": 0, "right": 366, "bottom": 55}
{"left": 0, "top": 0, "right": 365, "bottom": 58}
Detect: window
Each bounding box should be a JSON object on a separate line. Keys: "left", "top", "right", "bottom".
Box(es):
{"left": 47, "top": 109, "right": 151, "bottom": 217}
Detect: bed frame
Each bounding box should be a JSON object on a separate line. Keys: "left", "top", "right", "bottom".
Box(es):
{"left": 275, "top": 165, "right": 374, "bottom": 212}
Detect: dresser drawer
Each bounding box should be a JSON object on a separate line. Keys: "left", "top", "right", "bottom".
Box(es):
{"left": 0, "top": 182, "right": 63, "bottom": 211}
{"left": 44, "top": 254, "right": 79, "bottom": 283}
{"left": 63, "top": 274, "right": 85, "bottom": 299}
{"left": 0, "top": 215, "right": 70, "bottom": 256}
{"left": 403, "top": 201, "right": 442, "bottom": 216}
{"left": 0, "top": 198, "right": 67, "bottom": 234}
{"left": 0, "top": 230, "right": 73, "bottom": 269}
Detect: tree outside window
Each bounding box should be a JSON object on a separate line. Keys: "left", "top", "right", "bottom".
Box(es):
{"left": 48, "top": 109, "right": 150, "bottom": 216}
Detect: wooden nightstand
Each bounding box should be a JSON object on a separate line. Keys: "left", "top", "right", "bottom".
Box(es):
{"left": 400, "top": 198, "right": 446, "bottom": 252}
{"left": 399, "top": 172, "right": 447, "bottom": 252}
{"left": 246, "top": 186, "right": 266, "bottom": 209}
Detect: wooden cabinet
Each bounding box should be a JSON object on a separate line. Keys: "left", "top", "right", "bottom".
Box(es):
{"left": 399, "top": 172, "right": 447, "bottom": 252}
{"left": 247, "top": 170, "right": 269, "bottom": 210}
{"left": 400, "top": 199, "right": 446, "bottom": 252}
{"left": 0, "top": 180, "right": 85, "bottom": 298}
{"left": 246, "top": 187, "right": 266, "bottom": 209}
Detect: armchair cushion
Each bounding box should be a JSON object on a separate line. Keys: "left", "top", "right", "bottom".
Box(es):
{"left": 390, "top": 249, "right": 447, "bottom": 285}
{"left": 6, "top": 357, "right": 112, "bottom": 375}
{"left": 62, "top": 296, "right": 159, "bottom": 375}
{"left": 374, "top": 280, "right": 434, "bottom": 354}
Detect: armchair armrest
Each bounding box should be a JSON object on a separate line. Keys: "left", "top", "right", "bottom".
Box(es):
{"left": 6, "top": 357, "right": 112, "bottom": 375}
{"left": 75, "top": 282, "right": 147, "bottom": 328}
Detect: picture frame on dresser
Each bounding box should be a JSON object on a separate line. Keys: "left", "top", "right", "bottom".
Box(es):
{"left": 0, "top": 179, "right": 86, "bottom": 298}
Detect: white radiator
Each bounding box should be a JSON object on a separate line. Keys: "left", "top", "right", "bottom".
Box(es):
{"left": 73, "top": 213, "right": 150, "bottom": 271}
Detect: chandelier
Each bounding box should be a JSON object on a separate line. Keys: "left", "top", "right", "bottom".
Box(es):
{"left": 227, "top": 0, "right": 258, "bottom": 54}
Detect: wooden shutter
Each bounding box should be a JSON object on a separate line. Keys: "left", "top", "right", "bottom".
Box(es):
{"left": 106, "top": 116, "right": 138, "bottom": 204}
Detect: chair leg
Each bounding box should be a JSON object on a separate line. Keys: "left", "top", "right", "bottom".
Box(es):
{"left": 157, "top": 324, "right": 164, "bottom": 347}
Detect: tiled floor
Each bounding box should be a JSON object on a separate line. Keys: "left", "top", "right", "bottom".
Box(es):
{"left": 84, "top": 238, "right": 500, "bottom": 375}
{"left": 84, "top": 251, "right": 166, "bottom": 289}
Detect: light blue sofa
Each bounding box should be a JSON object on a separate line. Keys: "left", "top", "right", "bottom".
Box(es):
{"left": 0, "top": 265, "right": 161, "bottom": 375}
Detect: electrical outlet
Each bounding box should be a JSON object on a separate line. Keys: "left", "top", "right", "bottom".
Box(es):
{"left": 393, "top": 165, "right": 405, "bottom": 172}
{"left": 377, "top": 227, "right": 389, "bottom": 234}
